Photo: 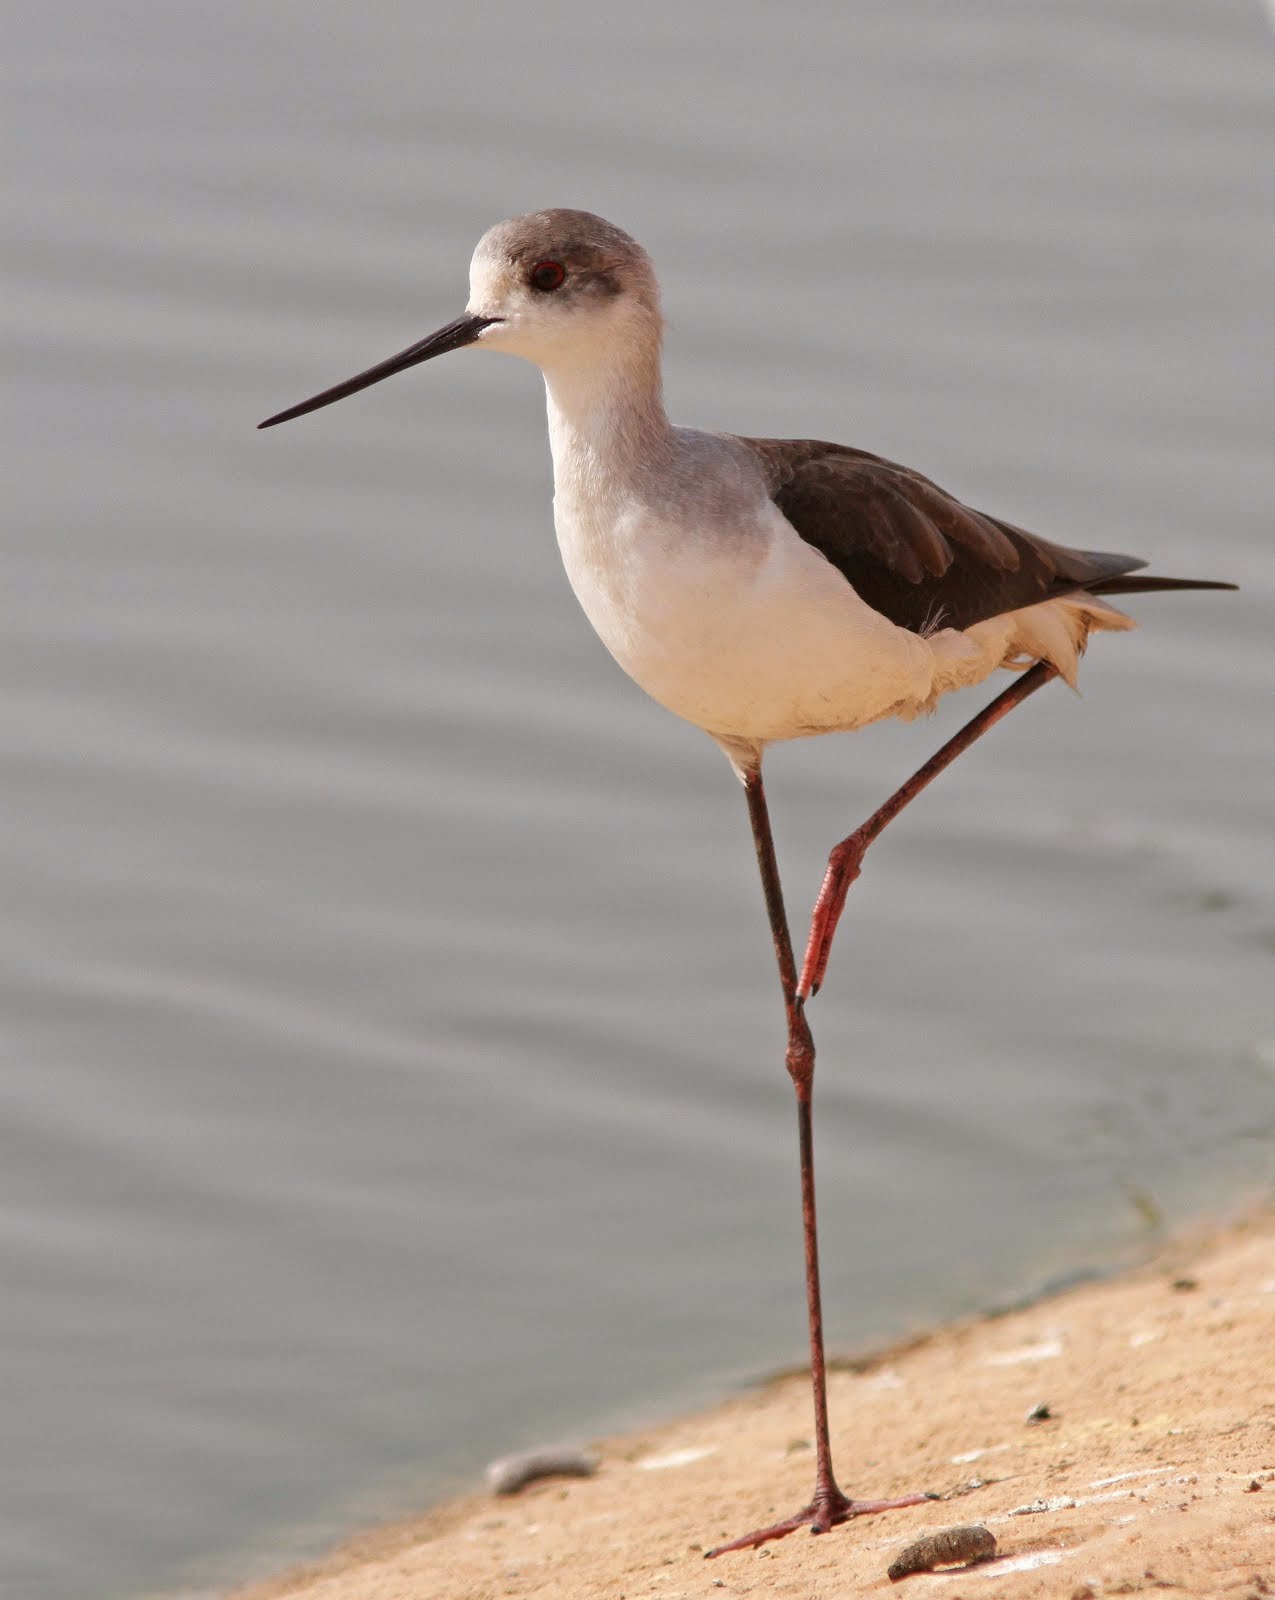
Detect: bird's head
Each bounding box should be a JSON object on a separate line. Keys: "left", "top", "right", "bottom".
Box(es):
{"left": 465, "top": 209, "right": 662, "bottom": 367}
{"left": 258, "top": 209, "right": 661, "bottom": 430}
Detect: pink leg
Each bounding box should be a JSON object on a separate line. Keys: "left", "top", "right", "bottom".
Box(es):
{"left": 799, "top": 662, "right": 1058, "bottom": 1000}
{"left": 704, "top": 768, "right": 931, "bottom": 1559}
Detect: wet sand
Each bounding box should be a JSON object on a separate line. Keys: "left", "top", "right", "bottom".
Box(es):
{"left": 234, "top": 1204, "right": 1273, "bottom": 1599}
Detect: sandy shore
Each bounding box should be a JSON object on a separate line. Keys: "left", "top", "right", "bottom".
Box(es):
{"left": 235, "top": 1206, "right": 1273, "bottom": 1599}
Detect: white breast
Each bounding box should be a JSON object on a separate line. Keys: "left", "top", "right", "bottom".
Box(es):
{"left": 553, "top": 491, "right": 937, "bottom": 746}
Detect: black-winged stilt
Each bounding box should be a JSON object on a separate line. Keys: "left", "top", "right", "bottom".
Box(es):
{"left": 260, "top": 209, "right": 1235, "bottom": 1556}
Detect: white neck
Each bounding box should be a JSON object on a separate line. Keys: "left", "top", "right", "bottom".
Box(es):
{"left": 542, "top": 330, "right": 671, "bottom": 502}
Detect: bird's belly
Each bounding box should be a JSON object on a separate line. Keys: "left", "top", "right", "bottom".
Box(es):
{"left": 555, "top": 504, "right": 935, "bottom": 744}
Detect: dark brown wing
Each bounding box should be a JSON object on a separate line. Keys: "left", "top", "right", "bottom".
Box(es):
{"left": 737, "top": 437, "right": 1148, "bottom": 634}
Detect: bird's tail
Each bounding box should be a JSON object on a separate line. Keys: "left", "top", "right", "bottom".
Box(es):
{"left": 1086, "top": 574, "right": 1238, "bottom": 598}
{"left": 921, "top": 570, "right": 1237, "bottom": 712}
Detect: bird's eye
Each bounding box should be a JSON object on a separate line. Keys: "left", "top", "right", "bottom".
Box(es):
{"left": 530, "top": 260, "right": 567, "bottom": 292}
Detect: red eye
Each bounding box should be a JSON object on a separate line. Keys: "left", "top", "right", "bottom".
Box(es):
{"left": 530, "top": 260, "right": 566, "bottom": 292}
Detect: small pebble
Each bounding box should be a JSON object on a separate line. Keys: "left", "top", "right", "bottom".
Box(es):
{"left": 485, "top": 1446, "right": 598, "bottom": 1495}
{"left": 886, "top": 1524, "right": 996, "bottom": 1581}
{"left": 1024, "top": 1401, "right": 1052, "bottom": 1425}
{"left": 943, "top": 1476, "right": 989, "bottom": 1498}
{"left": 1009, "top": 1495, "right": 1077, "bottom": 1515}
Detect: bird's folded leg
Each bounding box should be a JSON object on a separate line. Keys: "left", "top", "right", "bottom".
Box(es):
{"left": 798, "top": 830, "right": 869, "bottom": 1002}
{"left": 798, "top": 661, "right": 1058, "bottom": 1000}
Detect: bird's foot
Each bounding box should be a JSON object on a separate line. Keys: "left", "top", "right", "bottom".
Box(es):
{"left": 704, "top": 1483, "right": 931, "bottom": 1558}
{"left": 797, "top": 834, "right": 867, "bottom": 1000}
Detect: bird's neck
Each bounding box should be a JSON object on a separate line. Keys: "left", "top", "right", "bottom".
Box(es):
{"left": 542, "top": 336, "right": 672, "bottom": 502}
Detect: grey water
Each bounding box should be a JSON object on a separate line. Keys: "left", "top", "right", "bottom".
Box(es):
{"left": 5, "top": 3, "right": 1273, "bottom": 1596}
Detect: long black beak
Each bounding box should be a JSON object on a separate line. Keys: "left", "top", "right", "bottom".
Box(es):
{"left": 258, "top": 313, "right": 498, "bottom": 429}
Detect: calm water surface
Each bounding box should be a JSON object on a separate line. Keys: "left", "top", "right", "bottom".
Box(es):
{"left": 5, "top": 3, "right": 1274, "bottom": 1596}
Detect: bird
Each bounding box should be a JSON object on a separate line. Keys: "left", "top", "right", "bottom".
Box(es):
{"left": 259, "top": 209, "right": 1235, "bottom": 1557}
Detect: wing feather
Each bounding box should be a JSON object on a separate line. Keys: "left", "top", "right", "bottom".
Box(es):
{"left": 736, "top": 437, "right": 1143, "bottom": 634}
